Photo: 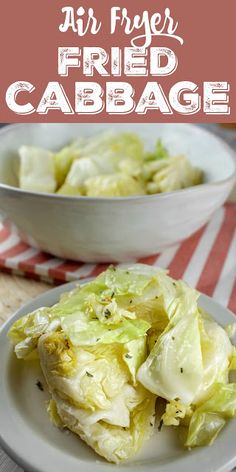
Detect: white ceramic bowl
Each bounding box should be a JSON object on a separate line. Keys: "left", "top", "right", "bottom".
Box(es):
{"left": 0, "top": 124, "right": 235, "bottom": 262}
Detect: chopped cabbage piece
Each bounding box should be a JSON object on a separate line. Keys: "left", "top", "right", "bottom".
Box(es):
{"left": 145, "top": 155, "right": 203, "bottom": 193}
{"left": 53, "top": 140, "right": 85, "bottom": 187}
{"left": 38, "top": 331, "right": 156, "bottom": 463}
{"left": 57, "top": 183, "right": 83, "bottom": 196}
{"left": 84, "top": 174, "right": 145, "bottom": 197}
{"left": 19, "top": 146, "right": 56, "bottom": 193}
{"left": 137, "top": 289, "right": 203, "bottom": 404}
{"left": 17, "top": 133, "right": 203, "bottom": 197}
{"left": 186, "top": 383, "right": 236, "bottom": 447}
{"left": 65, "top": 157, "right": 101, "bottom": 187}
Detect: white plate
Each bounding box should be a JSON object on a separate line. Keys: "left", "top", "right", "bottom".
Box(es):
{"left": 0, "top": 280, "right": 236, "bottom": 472}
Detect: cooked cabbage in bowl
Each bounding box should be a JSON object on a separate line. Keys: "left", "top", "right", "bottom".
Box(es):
{"left": 18, "top": 131, "right": 203, "bottom": 197}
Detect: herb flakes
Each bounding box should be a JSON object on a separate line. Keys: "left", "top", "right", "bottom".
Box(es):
{"left": 158, "top": 419, "right": 163, "bottom": 432}
{"left": 86, "top": 371, "right": 94, "bottom": 378}
{"left": 36, "top": 380, "right": 44, "bottom": 392}
{"left": 125, "top": 353, "right": 132, "bottom": 359}
{"left": 104, "top": 309, "right": 111, "bottom": 318}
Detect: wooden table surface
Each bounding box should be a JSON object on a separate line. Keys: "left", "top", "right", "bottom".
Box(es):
{"left": 0, "top": 274, "right": 49, "bottom": 326}
{"left": 0, "top": 125, "right": 235, "bottom": 327}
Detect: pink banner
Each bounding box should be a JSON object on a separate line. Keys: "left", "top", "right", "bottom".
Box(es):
{"left": 0, "top": 0, "right": 235, "bottom": 122}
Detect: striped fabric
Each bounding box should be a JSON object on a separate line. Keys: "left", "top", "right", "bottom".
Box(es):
{"left": 0, "top": 203, "right": 235, "bottom": 314}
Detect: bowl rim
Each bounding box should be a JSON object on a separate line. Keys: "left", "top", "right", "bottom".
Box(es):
{"left": 0, "top": 123, "right": 235, "bottom": 203}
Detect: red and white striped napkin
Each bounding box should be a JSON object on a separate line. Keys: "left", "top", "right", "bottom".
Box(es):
{"left": 0, "top": 203, "right": 235, "bottom": 314}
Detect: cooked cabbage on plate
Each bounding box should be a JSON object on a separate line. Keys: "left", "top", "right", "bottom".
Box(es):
{"left": 8, "top": 265, "right": 236, "bottom": 463}
{"left": 18, "top": 132, "right": 203, "bottom": 196}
